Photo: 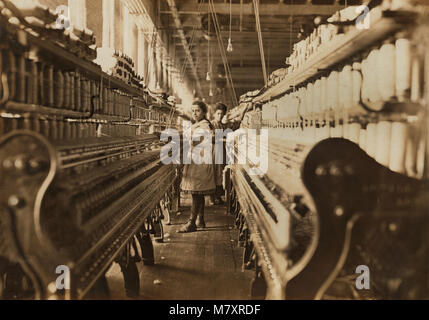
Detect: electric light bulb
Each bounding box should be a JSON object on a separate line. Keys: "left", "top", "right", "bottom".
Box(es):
{"left": 227, "top": 38, "right": 233, "bottom": 53}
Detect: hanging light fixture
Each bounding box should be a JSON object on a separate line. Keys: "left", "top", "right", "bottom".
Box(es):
{"left": 227, "top": 38, "right": 233, "bottom": 53}
{"left": 227, "top": 0, "right": 233, "bottom": 53}
{"left": 207, "top": 6, "right": 212, "bottom": 81}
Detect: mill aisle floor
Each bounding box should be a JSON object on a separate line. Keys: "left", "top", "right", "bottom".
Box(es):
{"left": 106, "top": 195, "right": 254, "bottom": 300}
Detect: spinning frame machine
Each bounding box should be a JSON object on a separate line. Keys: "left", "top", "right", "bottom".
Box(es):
{"left": 225, "top": 1, "right": 429, "bottom": 300}
{"left": 0, "top": 1, "right": 182, "bottom": 300}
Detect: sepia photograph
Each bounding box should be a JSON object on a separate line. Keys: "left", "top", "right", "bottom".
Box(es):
{"left": 0, "top": 0, "right": 428, "bottom": 304}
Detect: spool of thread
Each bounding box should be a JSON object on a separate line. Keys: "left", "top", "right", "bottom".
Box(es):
{"left": 90, "top": 123, "right": 97, "bottom": 137}
{"left": 366, "top": 49, "right": 382, "bottom": 103}
{"left": 119, "top": 94, "right": 124, "bottom": 117}
{"left": 97, "top": 83, "right": 101, "bottom": 113}
{"left": 416, "top": 134, "right": 426, "bottom": 179}
{"left": 22, "top": 117, "right": 32, "bottom": 130}
{"left": 102, "top": 87, "right": 108, "bottom": 114}
{"left": 86, "top": 123, "right": 92, "bottom": 138}
{"left": 341, "top": 65, "right": 353, "bottom": 109}
{"left": 81, "top": 78, "right": 89, "bottom": 113}
{"left": 343, "top": 121, "right": 349, "bottom": 140}
{"left": 75, "top": 72, "right": 81, "bottom": 111}
{"left": 120, "top": 95, "right": 125, "bottom": 117}
{"left": 361, "top": 58, "right": 369, "bottom": 103}
{"left": 0, "top": 51, "right": 2, "bottom": 96}
{"left": 90, "top": 123, "right": 96, "bottom": 138}
{"left": 389, "top": 122, "right": 408, "bottom": 174}
{"left": 377, "top": 42, "right": 396, "bottom": 101}
{"left": 298, "top": 87, "right": 307, "bottom": 117}
{"left": 69, "top": 73, "right": 75, "bottom": 110}
{"left": 0, "top": 117, "right": 4, "bottom": 135}
{"left": 63, "top": 72, "right": 71, "bottom": 109}
{"left": 112, "top": 92, "right": 118, "bottom": 116}
{"left": 64, "top": 121, "right": 71, "bottom": 140}
{"left": 50, "top": 119, "right": 58, "bottom": 140}
{"left": 25, "top": 59, "right": 33, "bottom": 104}
{"left": 291, "top": 95, "right": 299, "bottom": 119}
{"left": 411, "top": 58, "right": 421, "bottom": 103}
{"left": 405, "top": 125, "right": 418, "bottom": 177}
{"left": 31, "top": 60, "right": 38, "bottom": 105}
{"left": 96, "top": 123, "right": 102, "bottom": 138}
{"left": 359, "top": 128, "right": 367, "bottom": 151}
{"left": 17, "top": 117, "right": 25, "bottom": 130}
{"left": 320, "top": 77, "right": 327, "bottom": 112}
{"left": 106, "top": 90, "right": 111, "bottom": 116}
{"left": 82, "top": 122, "right": 88, "bottom": 138}
{"left": 330, "top": 124, "right": 343, "bottom": 138}
{"left": 90, "top": 81, "right": 98, "bottom": 113}
{"left": 338, "top": 68, "right": 346, "bottom": 110}
{"left": 277, "top": 97, "right": 286, "bottom": 121}
{"left": 319, "top": 122, "right": 330, "bottom": 141}
{"left": 16, "top": 55, "right": 26, "bottom": 103}
{"left": 54, "top": 69, "right": 64, "bottom": 108}
{"left": 395, "top": 38, "right": 411, "bottom": 102}
{"left": 348, "top": 123, "right": 361, "bottom": 144}
{"left": 70, "top": 122, "right": 77, "bottom": 139}
{"left": 9, "top": 118, "right": 19, "bottom": 132}
{"left": 45, "top": 65, "right": 54, "bottom": 107}
{"left": 58, "top": 120, "right": 64, "bottom": 140}
{"left": 37, "top": 62, "right": 44, "bottom": 105}
{"left": 94, "top": 82, "right": 100, "bottom": 113}
{"left": 308, "top": 125, "right": 316, "bottom": 144}
{"left": 41, "top": 119, "right": 50, "bottom": 137}
{"left": 19, "top": 118, "right": 28, "bottom": 132}
{"left": 112, "top": 92, "right": 117, "bottom": 116}
{"left": 77, "top": 122, "right": 83, "bottom": 139}
{"left": 314, "top": 79, "right": 321, "bottom": 114}
{"left": 109, "top": 90, "right": 114, "bottom": 115}
{"left": 366, "top": 123, "right": 377, "bottom": 157}
{"left": 117, "top": 93, "right": 122, "bottom": 116}
{"left": 32, "top": 117, "right": 41, "bottom": 133}
{"left": 327, "top": 71, "right": 339, "bottom": 111}
{"left": 352, "top": 62, "right": 362, "bottom": 106}
{"left": 5, "top": 51, "right": 17, "bottom": 101}
{"left": 375, "top": 121, "right": 392, "bottom": 167}
{"left": 85, "top": 79, "right": 91, "bottom": 113}
{"left": 306, "top": 83, "right": 314, "bottom": 116}
{"left": 26, "top": 59, "right": 38, "bottom": 105}
{"left": 2, "top": 118, "right": 10, "bottom": 133}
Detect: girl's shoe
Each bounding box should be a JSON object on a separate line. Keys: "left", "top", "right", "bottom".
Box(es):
{"left": 196, "top": 216, "right": 206, "bottom": 228}
{"left": 178, "top": 221, "right": 197, "bottom": 233}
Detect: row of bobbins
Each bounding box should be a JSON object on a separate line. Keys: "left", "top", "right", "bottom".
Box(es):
{"left": 262, "top": 33, "right": 426, "bottom": 178}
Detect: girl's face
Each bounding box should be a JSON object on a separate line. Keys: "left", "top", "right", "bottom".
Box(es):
{"left": 214, "top": 110, "right": 226, "bottom": 123}
{"left": 192, "top": 105, "right": 205, "bottom": 122}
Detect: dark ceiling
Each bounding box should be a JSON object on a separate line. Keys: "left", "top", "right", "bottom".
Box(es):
{"left": 160, "top": 0, "right": 362, "bottom": 107}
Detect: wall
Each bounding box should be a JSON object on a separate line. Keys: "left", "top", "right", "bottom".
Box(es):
{"left": 37, "top": 0, "right": 67, "bottom": 9}
{"left": 86, "top": 0, "right": 103, "bottom": 47}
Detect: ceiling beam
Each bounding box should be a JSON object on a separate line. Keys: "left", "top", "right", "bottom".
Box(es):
{"left": 200, "top": 82, "right": 264, "bottom": 89}
{"left": 166, "top": 0, "right": 203, "bottom": 96}
{"left": 171, "top": 30, "right": 301, "bottom": 39}
{"left": 178, "top": 53, "right": 289, "bottom": 60}
{"left": 161, "top": 3, "right": 344, "bottom": 16}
